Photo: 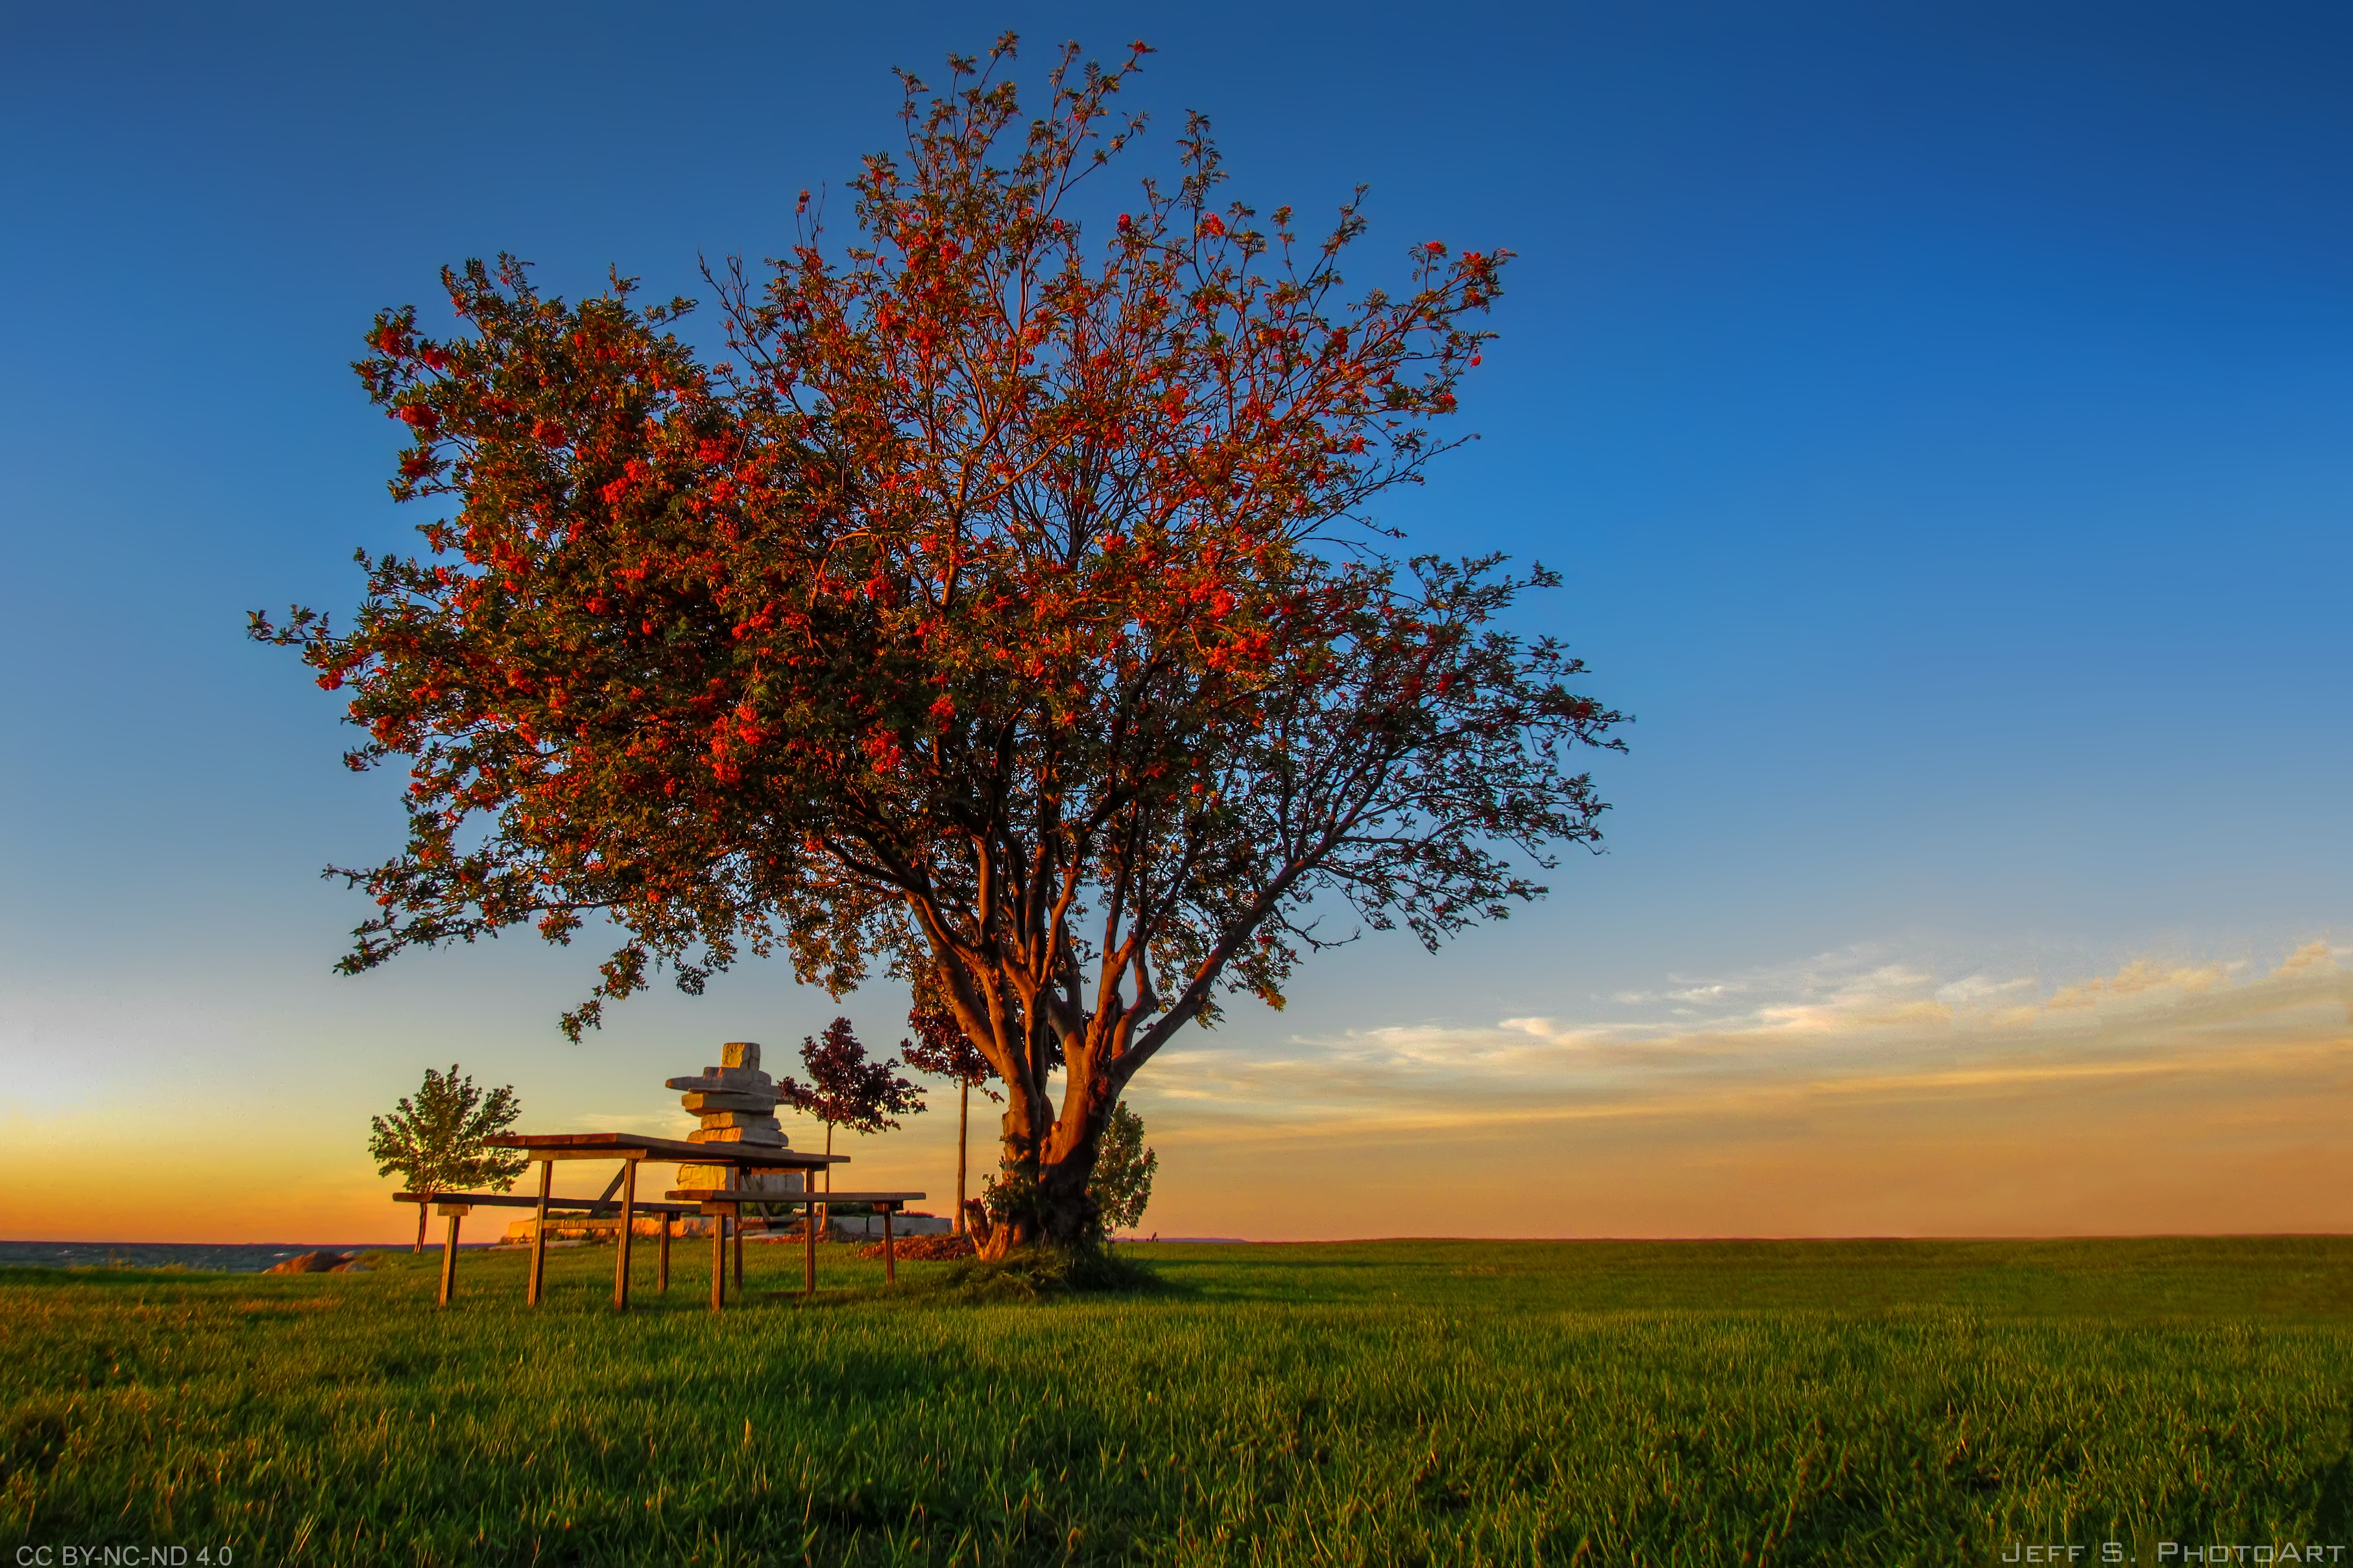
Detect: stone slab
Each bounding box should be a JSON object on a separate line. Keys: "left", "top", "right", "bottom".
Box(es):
{"left": 688, "top": 1125, "right": 787, "bottom": 1144}
{"left": 692, "top": 1108, "right": 781, "bottom": 1126}
{"left": 666, "top": 1068, "right": 777, "bottom": 1094}
{"left": 721, "top": 1041, "right": 761, "bottom": 1070}
{"left": 680, "top": 1090, "right": 777, "bottom": 1113}
{"left": 675, "top": 1165, "right": 805, "bottom": 1193}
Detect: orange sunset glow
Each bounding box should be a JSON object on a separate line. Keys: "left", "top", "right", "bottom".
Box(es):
{"left": 7, "top": 941, "right": 2344, "bottom": 1245}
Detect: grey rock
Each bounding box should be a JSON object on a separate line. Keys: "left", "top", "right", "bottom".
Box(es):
{"left": 666, "top": 1067, "right": 776, "bottom": 1094}
{"left": 680, "top": 1090, "right": 778, "bottom": 1113}
{"left": 265, "top": 1251, "right": 350, "bottom": 1275}
{"left": 688, "top": 1125, "right": 787, "bottom": 1144}
{"left": 695, "top": 1111, "right": 782, "bottom": 1130}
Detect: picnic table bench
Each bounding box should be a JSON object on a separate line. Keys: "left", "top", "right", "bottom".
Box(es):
{"left": 672, "top": 1188, "right": 927, "bottom": 1292}
{"left": 394, "top": 1190, "right": 707, "bottom": 1305}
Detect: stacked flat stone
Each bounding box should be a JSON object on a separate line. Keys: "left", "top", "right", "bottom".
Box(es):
{"left": 666, "top": 1041, "right": 804, "bottom": 1195}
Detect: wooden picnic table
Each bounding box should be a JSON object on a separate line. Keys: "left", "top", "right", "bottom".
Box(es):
{"left": 495, "top": 1132, "right": 845, "bottom": 1313}
{"left": 672, "top": 1189, "right": 927, "bottom": 1294}
{"left": 402, "top": 1132, "right": 850, "bottom": 1312}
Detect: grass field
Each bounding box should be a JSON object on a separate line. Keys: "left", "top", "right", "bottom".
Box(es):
{"left": 2, "top": 1237, "right": 2349, "bottom": 1565}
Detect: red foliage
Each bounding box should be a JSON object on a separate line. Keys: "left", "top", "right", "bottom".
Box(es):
{"left": 779, "top": 1017, "right": 923, "bottom": 1136}
{"left": 900, "top": 1003, "right": 998, "bottom": 1096}
{"left": 856, "top": 1232, "right": 973, "bottom": 1262}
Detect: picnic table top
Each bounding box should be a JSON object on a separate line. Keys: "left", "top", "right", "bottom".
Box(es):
{"left": 395, "top": 1191, "right": 702, "bottom": 1214}
{"left": 668, "top": 1190, "right": 926, "bottom": 1206}
{"left": 487, "top": 1132, "right": 843, "bottom": 1167}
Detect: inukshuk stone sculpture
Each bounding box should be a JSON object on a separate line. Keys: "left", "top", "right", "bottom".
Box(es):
{"left": 667, "top": 1042, "right": 804, "bottom": 1196}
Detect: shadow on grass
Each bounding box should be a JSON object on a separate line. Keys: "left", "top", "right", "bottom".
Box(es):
{"left": 802, "top": 1244, "right": 1189, "bottom": 1308}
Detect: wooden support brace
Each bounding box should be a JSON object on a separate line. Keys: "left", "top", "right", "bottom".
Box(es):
{"left": 612, "top": 1159, "right": 636, "bottom": 1312}
{"left": 527, "top": 1160, "right": 551, "bottom": 1307}
{"left": 803, "top": 1198, "right": 817, "bottom": 1298}
{"left": 733, "top": 1207, "right": 744, "bottom": 1294}
{"left": 882, "top": 1204, "right": 895, "bottom": 1284}
{"left": 657, "top": 1212, "right": 671, "bottom": 1293}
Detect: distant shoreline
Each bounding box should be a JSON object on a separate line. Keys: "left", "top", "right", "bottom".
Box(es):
{"left": 0, "top": 1241, "right": 405, "bottom": 1274}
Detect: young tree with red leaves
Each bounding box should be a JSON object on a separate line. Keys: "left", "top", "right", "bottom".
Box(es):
{"left": 255, "top": 36, "right": 1624, "bottom": 1256}
{"left": 778, "top": 1016, "right": 924, "bottom": 1226}
{"left": 900, "top": 1002, "right": 1000, "bottom": 1234}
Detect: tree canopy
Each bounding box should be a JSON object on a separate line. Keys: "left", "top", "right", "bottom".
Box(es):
{"left": 779, "top": 1017, "right": 925, "bottom": 1139}
{"left": 259, "top": 36, "right": 1624, "bottom": 1250}
{"left": 900, "top": 1002, "right": 1000, "bottom": 1097}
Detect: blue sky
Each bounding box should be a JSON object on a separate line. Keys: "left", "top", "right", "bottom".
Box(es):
{"left": 3, "top": 2, "right": 2347, "bottom": 1240}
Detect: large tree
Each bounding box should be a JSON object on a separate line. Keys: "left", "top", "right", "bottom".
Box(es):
{"left": 257, "top": 37, "right": 1624, "bottom": 1254}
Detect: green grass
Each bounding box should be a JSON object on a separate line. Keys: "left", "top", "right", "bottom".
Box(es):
{"left": 3, "top": 1237, "right": 2349, "bottom": 1564}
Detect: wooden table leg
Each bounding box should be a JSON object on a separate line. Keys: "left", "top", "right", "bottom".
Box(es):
{"left": 438, "top": 1208, "right": 462, "bottom": 1307}
{"left": 711, "top": 1212, "right": 726, "bottom": 1312}
{"left": 803, "top": 1198, "right": 817, "bottom": 1297}
{"left": 733, "top": 1205, "right": 745, "bottom": 1294}
{"left": 882, "top": 1205, "right": 895, "bottom": 1284}
{"left": 657, "top": 1213, "right": 671, "bottom": 1293}
{"left": 613, "top": 1160, "right": 636, "bottom": 1312}
{"left": 527, "top": 1160, "right": 551, "bottom": 1306}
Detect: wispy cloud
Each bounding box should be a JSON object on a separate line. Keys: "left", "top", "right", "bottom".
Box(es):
{"left": 1127, "top": 934, "right": 2353, "bottom": 1237}
{"left": 1141, "top": 936, "right": 2353, "bottom": 1141}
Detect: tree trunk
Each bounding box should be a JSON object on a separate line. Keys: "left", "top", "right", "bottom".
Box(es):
{"left": 414, "top": 1199, "right": 428, "bottom": 1253}
{"left": 982, "top": 1075, "right": 1113, "bottom": 1258}
{"left": 819, "top": 1123, "right": 833, "bottom": 1236}
{"left": 936, "top": 967, "right": 1128, "bottom": 1259}
{"left": 954, "top": 1080, "right": 969, "bottom": 1236}
{"left": 1036, "top": 1145, "right": 1106, "bottom": 1252}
